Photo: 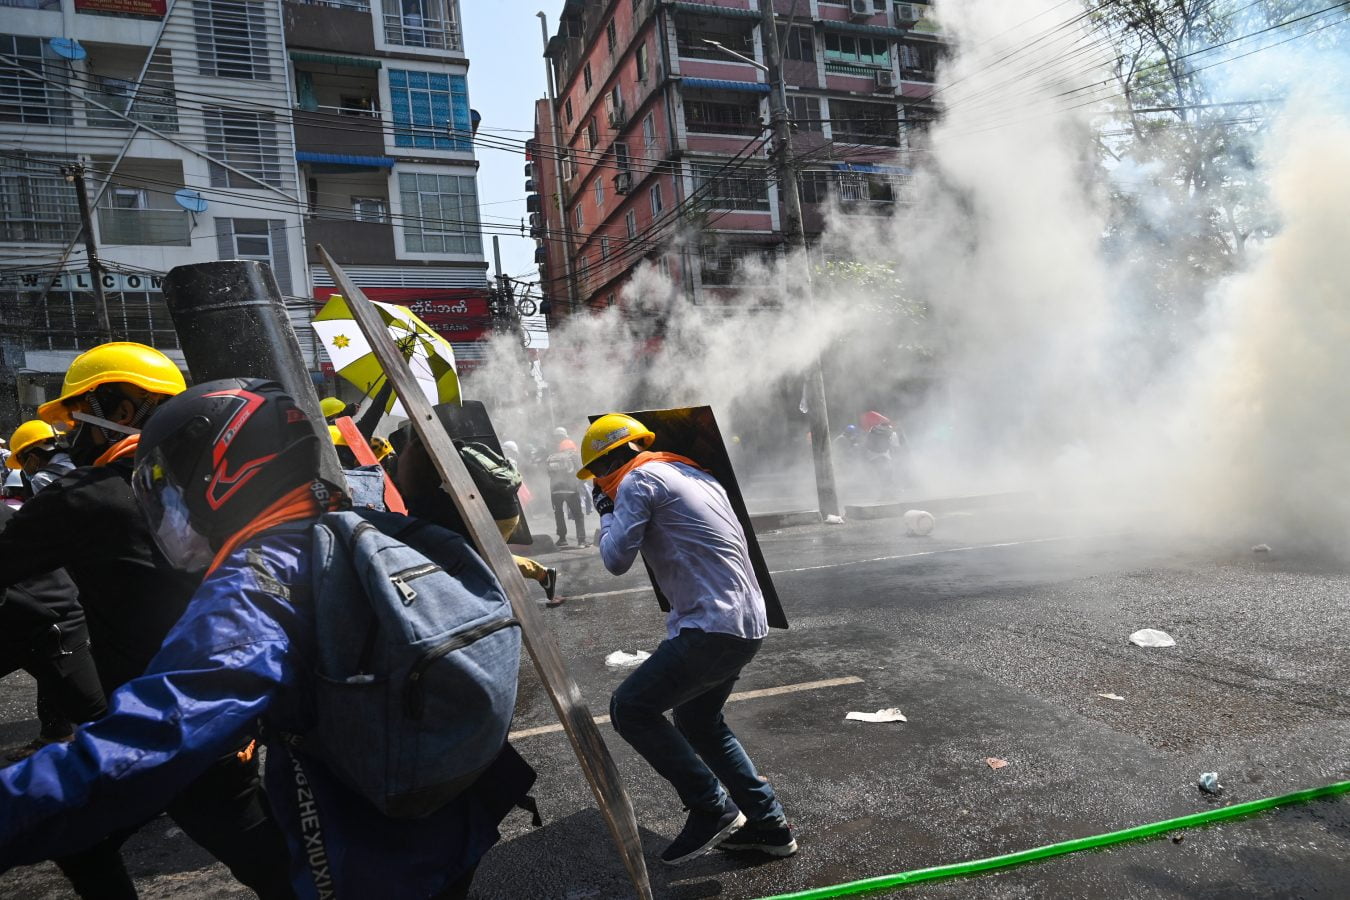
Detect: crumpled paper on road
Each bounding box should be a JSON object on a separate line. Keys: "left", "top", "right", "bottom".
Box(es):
{"left": 845, "top": 708, "right": 907, "bottom": 723}
{"left": 1128, "top": 628, "right": 1176, "bottom": 648}
{"left": 604, "top": 650, "right": 651, "bottom": 668}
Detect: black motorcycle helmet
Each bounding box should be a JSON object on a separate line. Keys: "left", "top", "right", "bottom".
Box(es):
{"left": 132, "top": 378, "right": 323, "bottom": 570}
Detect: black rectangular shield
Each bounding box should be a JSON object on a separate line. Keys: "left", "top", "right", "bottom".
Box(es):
{"left": 591, "top": 406, "right": 787, "bottom": 629}
{"left": 397, "top": 399, "right": 533, "bottom": 545}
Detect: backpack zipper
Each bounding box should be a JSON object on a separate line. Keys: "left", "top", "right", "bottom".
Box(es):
{"left": 388, "top": 562, "right": 441, "bottom": 606}
{"left": 404, "top": 616, "right": 520, "bottom": 719}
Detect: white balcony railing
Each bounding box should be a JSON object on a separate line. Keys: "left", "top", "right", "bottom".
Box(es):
{"left": 383, "top": 13, "right": 462, "bottom": 51}
{"left": 98, "top": 208, "right": 191, "bottom": 246}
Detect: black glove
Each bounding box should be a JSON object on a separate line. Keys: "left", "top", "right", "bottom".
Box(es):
{"left": 592, "top": 484, "right": 614, "bottom": 516}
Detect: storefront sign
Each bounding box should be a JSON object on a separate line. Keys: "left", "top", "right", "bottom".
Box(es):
{"left": 74, "top": 0, "right": 168, "bottom": 16}
{"left": 313, "top": 287, "right": 491, "bottom": 345}
{"left": 1, "top": 270, "right": 164, "bottom": 292}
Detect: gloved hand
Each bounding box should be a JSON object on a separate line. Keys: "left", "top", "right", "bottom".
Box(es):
{"left": 592, "top": 484, "right": 614, "bottom": 517}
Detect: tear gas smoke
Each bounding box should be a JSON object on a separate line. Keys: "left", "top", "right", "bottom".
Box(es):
{"left": 464, "top": 0, "right": 1350, "bottom": 555}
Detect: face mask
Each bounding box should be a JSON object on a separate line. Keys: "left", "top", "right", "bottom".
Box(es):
{"left": 146, "top": 480, "right": 215, "bottom": 573}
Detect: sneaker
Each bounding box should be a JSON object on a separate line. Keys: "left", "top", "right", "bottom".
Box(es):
{"left": 577, "top": 540, "right": 591, "bottom": 548}
{"left": 661, "top": 806, "right": 746, "bottom": 867}
{"left": 555, "top": 537, "right": 569, "bottom": 548}
{"left": 718, "top": 820, "right": 798, "bottom": 857}
{"left": 542, "top": 568, "right": 563, "bottom": 607}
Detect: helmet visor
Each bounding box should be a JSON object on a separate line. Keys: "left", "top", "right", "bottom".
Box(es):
{"left": 132, "top": 447, "right": 215, "bottom": 573}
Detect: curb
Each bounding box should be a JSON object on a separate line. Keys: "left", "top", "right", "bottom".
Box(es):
{"left": 749, "top": 509, "right": 824, "bottom": 531}
{"left": 845, "top": 491, "right": 1036, "bottom": 521}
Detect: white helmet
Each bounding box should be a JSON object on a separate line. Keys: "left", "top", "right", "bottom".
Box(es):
{"left": 502, "top": 440, "right": 519, "bottom": 455}
{"left": 4, "top": 470, "right": 23, "bottom": 489}
{"left": 552, "top": 426, "right": 568, "bottom": 439}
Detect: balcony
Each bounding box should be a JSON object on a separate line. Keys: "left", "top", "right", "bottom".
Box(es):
{"left": 283, "top": 0, "right": 377, "bottom": 54}
{"left": 293, "top": 107, "right": 385, "bottom": 158}
{"left": 97, "top": 208, "right": 191, "bottom": 246}
{"left": 304, "top": 216, "right": 397, "bottom": 266}
{"left": 383, "top": 13, "right": 463, "bottom": 51}
{"left": 85, "top": 84, "right": 179, "bottom": 132}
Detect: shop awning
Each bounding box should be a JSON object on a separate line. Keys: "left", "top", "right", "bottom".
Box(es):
{"left": 288, "top": 51, "right": 381, "bottom": 69}
{"left": 296, "top": 151, "right": 396, "bottom": 168}
{"left": 671, "top": 2, "right": 762, "bottom": 20}
{"left": 818, "top": 20, "right": 908, "bottom": 39}
{"left": 833, "top": 162, "right": 912, "bottom": 176}
{"left": 682, "top": 77, "right": 771, "bottom": 94}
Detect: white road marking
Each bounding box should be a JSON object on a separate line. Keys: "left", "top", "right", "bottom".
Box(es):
{"left": 508, "top": 675, "right": 865, "bottom": 741}
{"left": 562, "top": 536, "right": 1075, "bottom": 602}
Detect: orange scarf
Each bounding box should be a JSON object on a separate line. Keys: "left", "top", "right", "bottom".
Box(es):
{"left": 595, "top": 451, "right": 705, "bottom": 499}
{"left": 94, "top": 434, "right": 140, "bottom": 467}
{"left": 206, "top": 483, "right": 336, "bottom": 576}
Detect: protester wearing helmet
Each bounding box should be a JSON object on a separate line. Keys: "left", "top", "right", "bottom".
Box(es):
{"left": 0, "top": 379, "right": 536, "bottom": 899}
{"left": 579, "top": 413, "right": 796, "bottom": 866}
{"left": 0, "top": 344, "right": 293, "bottom": 898}
{"left": 546, "top": 434, "right": 588, "bottom": 548}
{"left": 7, "top": 420, "right": 75, "bottom": 494}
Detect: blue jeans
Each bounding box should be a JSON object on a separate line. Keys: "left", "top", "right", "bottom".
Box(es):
{"left": 610, "top": 629, "right": 785, "bottom": 824}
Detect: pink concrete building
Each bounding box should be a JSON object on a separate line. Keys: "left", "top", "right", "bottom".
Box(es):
{"left": 529, "top": 0, "right": 942, "bottom": 317}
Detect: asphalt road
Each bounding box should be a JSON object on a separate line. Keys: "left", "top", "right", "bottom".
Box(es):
{"left": 2, "top": 503, "right": 1347, "bottom": 898}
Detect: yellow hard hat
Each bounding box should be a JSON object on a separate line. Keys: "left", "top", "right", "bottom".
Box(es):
{"left": 319, "top": 397, "right": 347, "bottom": 420}
{"left": 369, "top": 436, "right": 393, "bottom": 461}
{"left": 38, "top": 342, "right": 186, "bottom": 426}
{"left": 6, "top": 420, "right": 60, "bottom": 469}
{"left": 328, "top": 425, "right": 348, "bottom": 448}
{"left": 577, "top": 413, "right": 655, "bottom": 480}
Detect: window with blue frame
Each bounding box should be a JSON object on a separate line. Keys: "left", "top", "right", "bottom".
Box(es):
{"left": 388, "top": 69, "right": 471, "bottom": 151}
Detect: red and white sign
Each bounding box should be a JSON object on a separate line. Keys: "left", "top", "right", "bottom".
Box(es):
{"left": 313, "top": 287, "right": 491, "bottom": 345}
{"left": 74, "top": 0, "right": 167, "bottom": 16}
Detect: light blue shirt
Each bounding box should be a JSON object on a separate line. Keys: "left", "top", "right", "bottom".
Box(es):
{"left": 598, "top": 461, "right": 767, "bottom": 640}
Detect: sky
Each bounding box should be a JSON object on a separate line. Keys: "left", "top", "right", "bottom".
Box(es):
{"left": 460, "top": 2, "right": 557, "bottom": 289}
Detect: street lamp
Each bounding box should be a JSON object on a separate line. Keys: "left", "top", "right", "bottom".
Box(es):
{"left": 702, "top": 18, "right": 842, "bottom": 520}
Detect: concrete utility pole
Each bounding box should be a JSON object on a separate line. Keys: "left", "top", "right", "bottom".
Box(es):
{"left": 757, "top": 0, "right": 841, "bottom": 519}
{"left": 63, "top": 164, "right": 114, "bottom": 344}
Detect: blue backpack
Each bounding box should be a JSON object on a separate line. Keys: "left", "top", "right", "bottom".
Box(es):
{"left": 302, "top": 509, "right": 521, "bottom": 818}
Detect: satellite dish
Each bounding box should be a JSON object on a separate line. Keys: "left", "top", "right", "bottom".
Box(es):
{"left": 174, "top": 188, "right": 209, "bottom": 212}
{"left": 49, "top": 38, "right": 86, "bottom": 61}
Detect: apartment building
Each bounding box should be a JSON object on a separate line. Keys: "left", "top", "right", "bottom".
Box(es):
{"left": 529, "top": 0, "right": 941, "bottom": 317}
{"left": 0, "top": 0, "right": 490, "bottom": 424}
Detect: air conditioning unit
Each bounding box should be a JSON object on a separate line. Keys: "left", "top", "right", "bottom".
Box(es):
{"left": 608, "top": 105, "right": 627, "bottom": 129}
{"left": 874, "top": 69, "right": 896, "bottom": 91}
{"left": 614, "top": 170, "right": 634, "bottom": 194}
{"left": 849, "top": 0, "right": 871, "bottom": 20}
{"left": 895, "top": 3, "right": 921, "bottom": 24}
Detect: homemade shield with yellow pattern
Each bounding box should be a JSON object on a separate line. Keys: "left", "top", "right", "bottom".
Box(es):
{"left": 312, "top": 294, "right": 460, "bottom": 414}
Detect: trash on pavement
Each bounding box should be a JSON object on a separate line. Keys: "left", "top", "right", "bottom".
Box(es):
{"left": 985, "top": 757, "right": 1009, "bottom": 770}
{"left": 1097, "top": 692, "right": 1125, "bottom": 701}
{"left": 824, "top": 514, "right": 845, "bottom": 525}
{"left": 1129, "top": 628, "right": 1176, "bottom": 648}
{"left": 1252, "top": 544, "right": 1271, "bottom": 553}
{"left": 903, "top": 510, "right": 935, "bottom": 536}
{"left": 604, "top": 650, "right": 651, "bottom": 668}
{"left": 845, "top": 708, "right": 907, "bottom": 723}
{"left": 1199, "top": 772, "right": 1224, "bottom": 795}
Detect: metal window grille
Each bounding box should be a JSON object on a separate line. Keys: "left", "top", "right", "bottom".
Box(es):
{"left": 398, "top": 172, "right": 482, "bottom": 254}
{"left": 194, "top": 0, "right": 272, "bottom": 80}
{"left": 787, "top": 95, "right": 822, "bottom": 133}
{"left": 692, "top": 163, "right": 769, "bottom": 211}
{"left": 28, "top": 290, "right": 180, "bottom": 351}
{"left": 0, "top": 34, "right": 72, "bottom": 125}
{"left": 0, "top": 155, "right": 78, "bottom": 243}
{"left": 683, "top": 98, "right": 762, "bottom": 136}
{"left": 204, "top": 107, "right": 284, "bottom": 188}
{"left": 384, "top": 0, "right": 462, "bottom": 51}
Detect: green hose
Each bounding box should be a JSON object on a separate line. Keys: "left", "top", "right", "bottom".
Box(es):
{"left": 759, "top": 779, "right": 1350, "bottom": 899}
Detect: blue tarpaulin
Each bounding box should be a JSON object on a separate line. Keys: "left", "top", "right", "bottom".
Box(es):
{"left": 681, "top": 77, "right": 771, "bottom": 94}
